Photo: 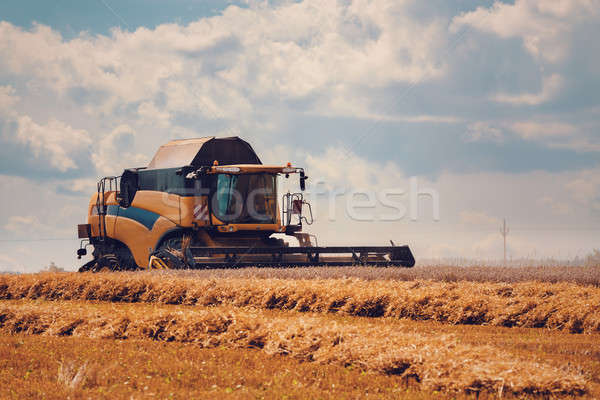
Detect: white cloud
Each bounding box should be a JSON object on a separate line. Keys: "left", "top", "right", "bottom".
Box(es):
{"left": 468, "top": 231, "right": 545, "bottom": 261}
{"left": 0, "top": 174, "right": 92, "bottom": 271}
{"left": 393, "top": 115, "right": 462, "bottom": 124}
{"left": 0, "top": 85, "right": 18, "bottom": 117}
{"left": 558, "top": 138, "right": 600, "bottom": 152}
{"left": 2, "top": 213, "right": 73, "bottom": 240}
{"left": 452, "top": 0, "right": 599, "bottom": 63}
{"left": 4, "top": 215, "right": 51, "bottom": 234}
{"left": 566, "top": 168, "right": 600, "bottom": 209}
{"left": 469, "top": 233, "right": 505, "bottom": 257}
{"left": 137, "top": 101, "right": 171, "bottom": 128}
{"left": 15, "top": 116, "right": 92, "bottom": 172}
{"left": 0, "top": 1, "right": 447, "bottom": 121}
{"left": 311, "top": 92, "right": 464, "bottom": 123}
{"left": 459, "top": 210, "right": 501, "bottom": 227}
{"left": 0, "top": 253, "right": 22, "bottom": 272}
{"left": 56, "top": 178, "right": 98, "bottom": 195}
{"left": 463, "top": 118, "right": 599, "bottom": 152}
{"left": 305, "top": 146, "right": 408, "bottom": 190}
{"left": 491, "top": 74, "right": 563, "bottom": 105}
{"left": 463, "top": 121, "right": 504, "bottom": 143}
{"left": 537, "top": 196, "right": 571, "bottom": 215}
{"left": 91, "top": 125, "right": 148, "bottom": 176}
{"left": 508, "top": 119, "right": 600, "bottom": 152}
{"left": 509, "top": 120, "right": 576, "bottom": 139}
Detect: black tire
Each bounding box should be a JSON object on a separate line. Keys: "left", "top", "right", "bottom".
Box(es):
{"left": 152, "top": 234, "right": 194, "bottom": 269}
{"left": 151, "top": 248, "right": 187, "bottom": 269}
{"left": 92, "top": 254, "right": 120, "bottom": 272}
{"left": 78, "top": 259, "right": 96, "bottom": 272}
{"left": 78, "top": 238, "right": 139, "bottom": 273}
{"left": 115, "top": 247, "right": 138, "bottom": 271}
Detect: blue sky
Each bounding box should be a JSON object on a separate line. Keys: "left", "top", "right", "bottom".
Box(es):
{"left": 0, "top": 0, "right": 237, "bottom": 37}
{"left": 0, "top": 0, "right": 599, "bottom": 271}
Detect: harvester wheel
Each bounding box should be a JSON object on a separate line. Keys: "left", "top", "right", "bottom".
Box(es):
{"left": 149, "top": 235, "right": 194, "bottom": 270}
{"left": 150, "top": 249, "right": 186, "bottom": 269}
{"left": 78, "top": 240, "right": 138, "bottom": 272}
{"left": 92, "top": 254, "right": 121, "bottom": 272}
{"left": 78, "top": 259, "right": 96, "bottom": 272}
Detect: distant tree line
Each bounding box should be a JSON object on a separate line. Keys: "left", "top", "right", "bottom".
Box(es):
{"left": 585, "top": 249, "right": 600, "bottom": 267}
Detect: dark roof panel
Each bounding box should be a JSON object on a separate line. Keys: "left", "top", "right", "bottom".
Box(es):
{"left": 147, "top": 137, "right": 262, "bottom": 169}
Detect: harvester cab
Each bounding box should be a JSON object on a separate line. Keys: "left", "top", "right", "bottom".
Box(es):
{"left": 77, "top": 137, "right": 414, "bottom": 272}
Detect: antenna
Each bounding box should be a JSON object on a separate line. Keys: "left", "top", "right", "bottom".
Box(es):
{"left": 500, "top": 218, "right": 509, "bottom": 266}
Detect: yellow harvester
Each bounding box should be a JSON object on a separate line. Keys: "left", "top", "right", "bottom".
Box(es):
{"left": 76, "top": 137, "right": 414, "bottom": 271}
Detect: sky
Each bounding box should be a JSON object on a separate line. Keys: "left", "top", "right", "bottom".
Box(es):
{"left": 0, "top": 0, "right": 599, "bottom": 271}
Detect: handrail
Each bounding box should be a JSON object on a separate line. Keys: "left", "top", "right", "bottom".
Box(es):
{"left": 282, "top": 192, "right": 313, "bottom": 227}
{"left": 95, "top": 176, "right": 120, "bottom": 242}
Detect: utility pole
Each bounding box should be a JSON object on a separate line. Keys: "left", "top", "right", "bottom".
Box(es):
{"left": 500, "top": 218, "right": 509, "bottom": 266}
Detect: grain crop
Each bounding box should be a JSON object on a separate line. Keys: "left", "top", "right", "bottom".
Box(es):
{"left": 163, "top": 265, "right": 600, "bottom": 286}
{"left": 1, "top": 272, "right": 599, "bottom": 333}
{"left": 0, "top": 300, "right": 588, "bottom": 397}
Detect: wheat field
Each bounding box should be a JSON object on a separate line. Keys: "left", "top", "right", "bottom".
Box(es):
{"left": 0, "top": 299, "right": 589, "bottom": 397}
{"left": 1, "top": 269, "right": 599, "bottom": 398}
{"left": 1, "top": 334, "right": 448, "bottom": 399}
{"left": 1, "top": 271, "right": 598, "bottom": 332}
{"left": 164, "top": 265, "right": 600, "bottom": 285}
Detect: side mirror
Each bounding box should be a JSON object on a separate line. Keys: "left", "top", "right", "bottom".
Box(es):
{"left": 300, "top": 171, "right": 307, "bottom": 191}
{"left": 119, "top": 185, "right": 130, "bottom": 208}
{"left": 119, "top": 169, "right": 139, "bottom": 208}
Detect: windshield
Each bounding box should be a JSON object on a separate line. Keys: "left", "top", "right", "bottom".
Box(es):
{"left": 213, "top": 173, "right": 278, "bottom": 224}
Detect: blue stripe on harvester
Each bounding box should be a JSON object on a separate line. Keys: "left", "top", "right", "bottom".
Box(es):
{"left": 106, "top": 205, "right": 160, "bottom": 231}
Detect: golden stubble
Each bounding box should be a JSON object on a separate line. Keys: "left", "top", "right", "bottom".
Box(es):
{"left": 0, "top": 300, "right": 588, "bottom": 397}
{"left": 0, "top": 272, "right": 598, "bottom": 333}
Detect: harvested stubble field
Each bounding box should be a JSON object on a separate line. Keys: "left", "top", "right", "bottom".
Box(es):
{"left": 0, "top": 269, "right": 599, "bottom": 398}
{"left": 1, "top": 334, "right": 441, "bottom": 400}
{"left": 1, "top": 271, "right": 599, "bottom": 332}
{"left": 0, "top": 300, "right": 593, "bottom": 398}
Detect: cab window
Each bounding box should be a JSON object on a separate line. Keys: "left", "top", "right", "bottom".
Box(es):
{"left": 213, "top": 173, "right": 277, "bottom": 223}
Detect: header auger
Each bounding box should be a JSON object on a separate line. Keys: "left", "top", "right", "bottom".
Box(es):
{"left": 76, "top": 137, "right": 415, "bottom": 272}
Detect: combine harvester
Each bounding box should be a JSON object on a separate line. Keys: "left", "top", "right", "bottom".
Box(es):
{"left": 76, "top": 137, "right": 415, "bottom": 271}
